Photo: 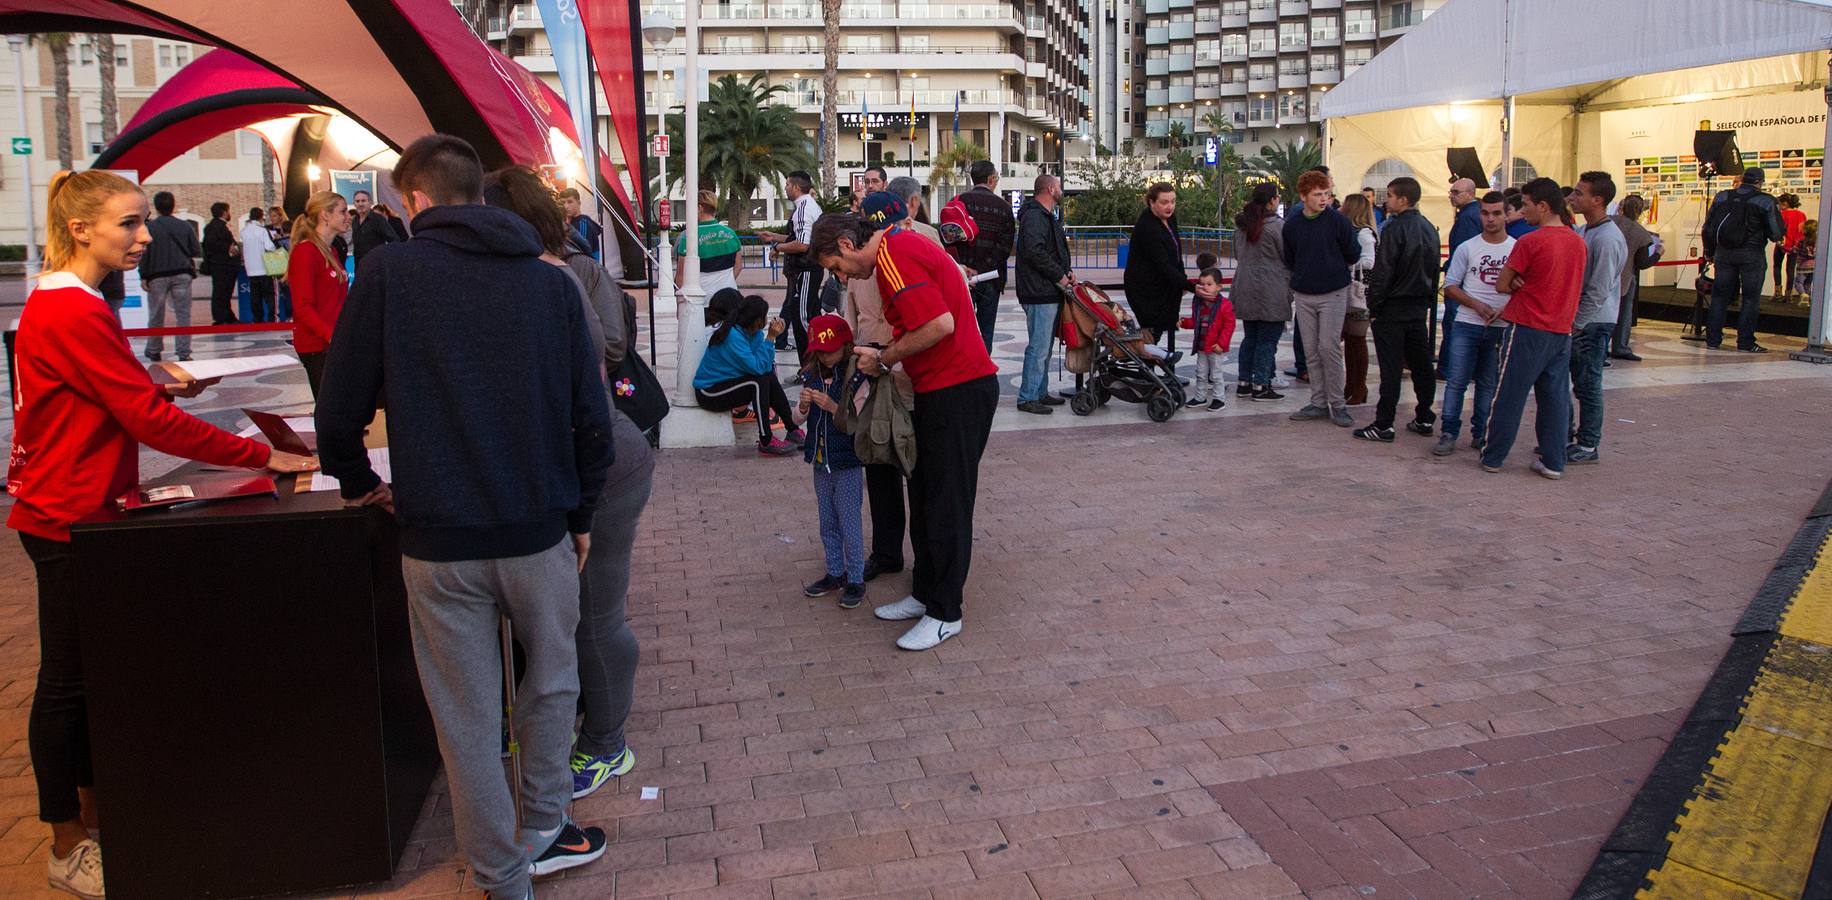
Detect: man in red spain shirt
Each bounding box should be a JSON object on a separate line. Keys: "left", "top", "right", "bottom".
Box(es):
{"left": 810, "top": 194, "right": 998, "bottom": 651}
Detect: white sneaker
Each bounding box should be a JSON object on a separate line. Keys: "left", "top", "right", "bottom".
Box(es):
{"left": 874, "top": 595, "right": 926, "bottom": 621}
{"left": 48, "top": 839, "right": 103, "bottom": 899}
{"left": 896, "top": 616, "right": 962, "bottom": 651}
{"left": 1529, "top": 459, "right": 1564, "bottom": 481}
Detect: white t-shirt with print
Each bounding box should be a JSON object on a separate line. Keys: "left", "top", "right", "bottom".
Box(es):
{"left": 1445, "top": 233, "right": 1516, "bottom": 327}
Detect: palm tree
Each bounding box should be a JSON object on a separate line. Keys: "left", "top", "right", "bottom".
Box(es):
{"left": 660, "top": 74, "right": 814, "bottom": 229}
{"left": 92, "top": 35, "right": 117, "bottom": 147}
{"left": 927, "top": 137, "right": 988, "bottom": 203}
{"left": 45, "top": 34, "right": 73, "bottom": 170}
{"left": 818, "top": 0, "right": 841, "bottom": 196}
{"left": 1244, "top": 137, "right": 1323, "bottom": 208}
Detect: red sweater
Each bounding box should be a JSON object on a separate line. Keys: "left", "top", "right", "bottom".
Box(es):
{"left": 6, "top": 273, "right": 272, "bottom": 541}
{"left": 288, "top": 242, "right": 348, "bottom": 354}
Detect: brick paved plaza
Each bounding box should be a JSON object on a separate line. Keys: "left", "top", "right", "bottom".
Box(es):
{"left": 0, "top": 305, "right": 1826, "bottom": 897}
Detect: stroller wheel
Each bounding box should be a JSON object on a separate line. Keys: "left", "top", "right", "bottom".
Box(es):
{"left": 1091, "top": 378, "right": 1112, "bottom": 405}
{"left": 1070, "top": 391, "right": 1098, "bottom": 416}
{"left": 1146, "top": 393, "right": 1178, "bottom": 423}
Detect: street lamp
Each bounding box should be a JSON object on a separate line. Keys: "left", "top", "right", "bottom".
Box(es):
{"left": 672, "top": 0, "right": 707, "bottom": 406}
{"left": 642, "top": 10, "right": 675, "bottom": 314}
{"left": 8, "top": 34, "right": 38, "bottom": 280}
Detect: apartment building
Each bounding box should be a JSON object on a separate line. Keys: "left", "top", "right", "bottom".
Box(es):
{"left": 483, "top": 0, "right": 1095, "bottom": 220}
{"left": 0, "top": 35, "right": 269, "bottom": 247}
{"left": 1128, "top": 0, "right": 1445, "bottom": 157}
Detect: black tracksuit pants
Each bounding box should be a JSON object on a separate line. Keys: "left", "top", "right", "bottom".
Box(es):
{"left": 1372, "top": 315, "right": 1437, "bottom": 430}
{"left": 908, "top": 375, "right": 998, "bottom": 623}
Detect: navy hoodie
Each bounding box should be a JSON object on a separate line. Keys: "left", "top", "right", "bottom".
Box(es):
{"left": 316, "top": 204, "right": 614, "bottom": 562}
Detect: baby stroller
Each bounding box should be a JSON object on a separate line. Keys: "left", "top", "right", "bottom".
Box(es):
{"left": 1058, "top": 281, "right": 1185, "bottom": 421}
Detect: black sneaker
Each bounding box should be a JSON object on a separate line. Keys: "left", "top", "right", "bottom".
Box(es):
{"left": 1352, "top": 425, "right": 1395, "bottom": 442}
{"left": 1184, "top": 396, "right": 1208, "bottom": 409}
{"left": 1206, "top": 398, "right": 1226, "bottom": 412}
{"left": 1406, "top": 420, "right": 1434, "bottom": 437}
{"left": 1236, "top": 383, "right": 1254, "bottom": 397}
{"left": 839, "top": 583, "right": 865, "bottom": 609}
{"left": 1040, "top": 394, "right": 1065, "bottom": 406}
{"left": 1251, "top": 386, "right": 1283, "bottom": 402}
{"left": 1739, "top": 344, "right": 1770, "bottom": 353}
{"left": 804, "top": 575, "right": 844, "bottom": 597}
{"left": 1017, "top": 400, "right": 1053, "bottom": 415}
{"left": 531, "top": 821, "right": 608, "bottom": 875}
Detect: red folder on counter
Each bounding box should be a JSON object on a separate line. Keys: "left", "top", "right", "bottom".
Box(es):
{"left": 117, "top": 474, "right": 279, "bottom": 511}
{"left": 241, "top": 408, "right": 317, "bottom": 455}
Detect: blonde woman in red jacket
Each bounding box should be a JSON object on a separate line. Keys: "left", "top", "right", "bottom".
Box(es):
{"left": 7, "top": 170, "right": 317, "bottom": 898}
{"left": 287, "top": 191, "right": 351, "bottom": 397}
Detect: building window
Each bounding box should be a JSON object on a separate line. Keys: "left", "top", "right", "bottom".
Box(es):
{"left": 1278, "top": 93, "right": 1305, "bottom": 118}
{"left": 238, "top": 130, "right": 265, "bottom": 157}
{"left": 158, "top": 45, "right": 172, "bottom": 67}
{"left": 1279, "top": 57, "right": 1304, "bottom": 75}
{"left": 175, "top": 45, "right": 191, "bottom": 66}
{"left": 1222, "top": 33, "right": 1246, "bottom": 56}
{"left": 85, "top": 123, "right": 104, "bottom": 155}
{"left": 1248, "top": 95, "right": 1275, "bottom": 122}
{"left": 1249, "top": 62, "right": 1273, "bottom": 81}
{"left": 1389, "top": 1, "right": 1417, "bottom": 29}
{"left": 1248, "top": 27, "right": 1275, "bottom": 53}
{"left": 1345, "top": 8, "right": 1375, "bottom": 36}
{"left": 1195, "top": 38, "right": 1219, "bottom": 63}
{"left": 1345, "top": 46, "right": 1372, "bottom": 69}
{"left": 1310, "top": 15, "right": 1338, "bottom": 42}
{"left": 1221, "top": 0, "right": 1246, "bottom": 14}
{"left": 78, "top": 43, "right": 93, "bottom": 66}
{"left": 717, "top": 35, "right": 757, "bottom": 52}
{"left": 902, "top": 34, "right": 928, "bottom": 51}
{"left": 1278, "top": 22, "right": 1306, "bottom": 49}
{"left": 1310, "top": 51, "right": 1337, "bottom": 71}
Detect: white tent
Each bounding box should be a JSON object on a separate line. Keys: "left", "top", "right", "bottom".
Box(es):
{"left": 1318, "top": 0, "right": 1832, "bottom": 357}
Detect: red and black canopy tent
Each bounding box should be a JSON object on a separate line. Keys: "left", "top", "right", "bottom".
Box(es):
{"left": 0, "top": 0, "right": 650, "bottom": 275}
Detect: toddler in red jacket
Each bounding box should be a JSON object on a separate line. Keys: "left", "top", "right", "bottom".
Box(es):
{"left": 1180, "top": 267, "right": 1236, "bottom": 411}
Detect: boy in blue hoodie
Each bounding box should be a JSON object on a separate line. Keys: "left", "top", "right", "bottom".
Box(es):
{"left": 797, "top": 314, "right": 869, "bottom": 608}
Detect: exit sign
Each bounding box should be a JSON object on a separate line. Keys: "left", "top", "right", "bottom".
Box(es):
{"left": 10, "top": 137, "right": 31, "bottom": 155}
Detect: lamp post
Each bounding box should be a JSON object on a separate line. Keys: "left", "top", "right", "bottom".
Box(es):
{"left": 672, "top": 0, "right": 707, "bottom": 405}
{"left": 9, "top": 35, "right": 38, "bottom": 281}
{"left": 642, "top": 12, "right": 675, "bottom": 315}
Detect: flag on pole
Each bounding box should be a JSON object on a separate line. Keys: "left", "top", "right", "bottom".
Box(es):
{"left": 909, "top": 94, "right": 917, "bottom": 143}
{"left": 535, "top": 0, "right": 594, "bottom": 181}
{"left": 861, "top": 96, "right": 869, "bottom": 142}
{"left": 952, "top": 92, "right": 960, "bottom": 136}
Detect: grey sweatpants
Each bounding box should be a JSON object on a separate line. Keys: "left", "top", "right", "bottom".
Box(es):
{"left": 402, "top": 538, "right": 582, "bottom": 899}
{"left": 576, "top": 413, "right": 654, "bottom": 758}
{"left": 1191, "top": 351, "right": 1227, "bottom": 402}
{"left": 143, "top": 273, "right": 193, "bottom": 358}
{"left": 1293, "top": 287, "right": 1349, "bottom": 409}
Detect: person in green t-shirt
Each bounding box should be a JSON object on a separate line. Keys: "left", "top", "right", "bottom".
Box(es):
{"left": 676, "top": 190, "right": 744, "bottom": 298}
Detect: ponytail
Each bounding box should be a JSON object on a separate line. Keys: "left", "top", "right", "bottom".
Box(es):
{"left": 710, "top": 294, "right": 769, "bottom": 347}
{"left": 44, "top": 170, "right": 143, "bottom": 272}
{"left": 1235, "top": 182, "right": 1279, "bottom": 244}
{"left": 292, "top": 191, "right": 348, "bottom": 281}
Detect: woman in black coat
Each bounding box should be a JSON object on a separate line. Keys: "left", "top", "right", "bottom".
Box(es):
{"left": 1123, "top": 182, "right": 1187, "bottom": 349}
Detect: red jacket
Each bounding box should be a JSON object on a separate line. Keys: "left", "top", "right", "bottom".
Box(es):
{"left": 1179, "top": 291, "right": 1237, "bottom": 354}
{"left": 289, "top": 242, "right": 348, "bottom": 354}
{"left": 6, "top": 273, "right": 271, "bottom": 541}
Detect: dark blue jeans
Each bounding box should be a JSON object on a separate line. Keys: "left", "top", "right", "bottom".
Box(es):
{"left": 1439, "top": 321, "right": 1503, "bottom": 441}
{"left": 1569, "top": 321, "right": 1613, "bottom": 449}
{"left": 1237, "top": 320, "right": 1285, "bottom": 386}
{"left": 1290, "top": 316, "right": 1306, "bottom": 376}
{"left": 1480, "top": 323, "right": 1572, "bottom": 473}
{"left": 1707, "top": 256, "right": 1767, "bottom": 349}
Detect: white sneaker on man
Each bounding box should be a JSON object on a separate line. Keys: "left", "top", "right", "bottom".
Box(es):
{"left": 874, "top": 595, "right": 926, "bottom": 621}
{"left": 896, "top": 616, "right": 962, "bottom": 651}
{"left": 48, "top": 839, "right": 103, "bottom": 899}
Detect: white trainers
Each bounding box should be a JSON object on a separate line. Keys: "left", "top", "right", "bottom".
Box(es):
{"left": 874, "top": 595, "right": 926, "bottom": 621}
{"left": 48, "top": 839, "right": 103, "bottom": 899}
{"left": 896, "top": 616, "right": 962, "bottom": 651}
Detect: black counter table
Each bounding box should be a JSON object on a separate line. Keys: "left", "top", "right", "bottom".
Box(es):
{"left": 69, "top": 468, "right": 437, "bottom": 899}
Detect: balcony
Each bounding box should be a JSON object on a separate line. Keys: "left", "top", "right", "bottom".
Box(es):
{"left": 1145, "top": 0, "right": 1168, "bottom": 11}
{"left": 1310, "top": 30, "right": 1340, "bottom": 47}
{"left": 1310, "top": 0, "right": 1341, "bottom": 6}
{"left": 1169, "top": 52, "right": 1194, "bottom": 71}
{"left": 1169, "top": 0, "right": 1194, "bottom": 7}
{"left": 1221, "top": 45, "right": 1247, "bottom": 62}
{"left": 1277, "top": 0, "right": 1307, "bottom": 16}
{"left": 1219, "top": 78, "right": 1248, "bottom": 97}
{"left": 1222, "top": 12, "right": 1249, "bottom": 27}
{"left": 1195, "top": 17, "right": 1220, "bottom": 34}
{"left": 1146, "top": 88, "right": 1169, "bottom": 106}
{"left": 1385, "top": 8, "right": 1424, "bottom": 35}
{"left": 1026, "top": 14, "right": 1046, "bottom": 34}
{"left": 1309, "top": 65, "right": 1340, "bottom": 86}
{"left": 1277, "top": 71, "right": 1307, "bottom": 89}
{"left": 1145, "top": 119, "right": 1169, "bottom": 138}
{"left": 1168, "top": 21, "right": 1194, "bottom": 39}
{"left": 1249, "top": 40, "right": 1276, "bottom": 58}
{"left": 1168, "top": 85, "right": 1194, "bottom": 103}
{"left": 1344, "top": 21, "right": 1377, "bottom": 41}
{"left": 1278, "top": 36, "right": 1309, "bottom": 53}
{"left": 1145, "top": 56, "right": 1170, "bottom": 75}
{"left": 1194, "top": 83, "right": 1219, "bottom": 100}
{"left": 1248, "top": 1, "right": 1276, "bottom": 23}
{"left": 509, "top": 3, "right": 543, "bottom": 31}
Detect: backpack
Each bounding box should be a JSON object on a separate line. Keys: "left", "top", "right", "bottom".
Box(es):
{"left": 1715, "top": 192, "right": 1759, "bottom": 249}
{"left": 833, "top": 358, "right": 917, "bottom": 476}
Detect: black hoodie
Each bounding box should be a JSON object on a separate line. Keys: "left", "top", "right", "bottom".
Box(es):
{"left": 316, "top": 204, "right": 614, "bottom": 562}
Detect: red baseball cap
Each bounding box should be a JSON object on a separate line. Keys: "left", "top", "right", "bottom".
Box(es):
{"left": 807, "top": 314, "right": 853, "bottom": 353}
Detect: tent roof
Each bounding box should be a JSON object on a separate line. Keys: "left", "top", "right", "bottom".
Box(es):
{"left": 1320, "top": 0, "right": 1832, "bottom": 119}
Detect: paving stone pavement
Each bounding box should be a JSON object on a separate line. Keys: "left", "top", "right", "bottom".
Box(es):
{"left": 0, "top": 278, "right": 1830, "bottom": 897}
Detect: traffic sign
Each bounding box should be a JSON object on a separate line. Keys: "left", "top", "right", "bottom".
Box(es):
{"left": 650, "top": 134, "right": 669, "bottom": 158}
{"left": 10, "top": 137, "right": 31, "bottom": 155}
{"left": 1204, "top": 138, "right": 1218, "bottom": 166}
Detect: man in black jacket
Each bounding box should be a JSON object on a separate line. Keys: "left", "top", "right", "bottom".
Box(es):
{"left": 1702, "top": 167, "right": 1786, "bottom": 352}
{"left": 316, "top": 135, "right": 615, "bottom": 900}
{"left": 349, "top": 189, "right": 400, "bottom": 271}
{"left": 1014, "top": 174, "right": 1072, "bottom": 414}
{"left": 201, "top": 201, "right": 239, "bottom": 324}
{"left": 139, "top": 190, "right": 200, "bottom": 361}
{"left": 951, "top": 161, "right": 1017, "bottom": 351}
{"left": 1355, "top": 176, "right": 1441, "bottom": 442}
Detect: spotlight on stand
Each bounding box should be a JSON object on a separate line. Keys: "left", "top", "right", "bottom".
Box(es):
{"left": 1446, "top": 147, "right": 1487, "bottom": 186}
{"left": 1694, "top": 129, "right": 1743, "bottom": 179}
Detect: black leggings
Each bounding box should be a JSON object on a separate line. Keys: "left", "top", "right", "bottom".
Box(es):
{"left": 696, "top": 373, "right": 798, "bottom": 444}
{"left": 1774, "top": 244, "right": 1798, "bottom": 293}
{"left": 21, "top": 533, "right": 91, "bottom": 823}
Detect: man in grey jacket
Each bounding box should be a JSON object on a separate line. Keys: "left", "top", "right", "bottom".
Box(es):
{"left": 1013, "top": 174, "right": 1072, "bottom": 414}
{"left": 1567, "top": 171, "right": 1627, "bottom": 466}
{"left": 1702, "top": 167, "right": 1786, "bottom": 352}
{"left": 139, "top": 191, "right": 200, "bottom": 361}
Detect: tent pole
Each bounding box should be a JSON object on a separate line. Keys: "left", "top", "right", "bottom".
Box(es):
{"left": 1499, "top": 95, "right": 1514, "bottom": 189}
{"left": 1793, "top": 53, "right": 1832, "bottom": 364}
